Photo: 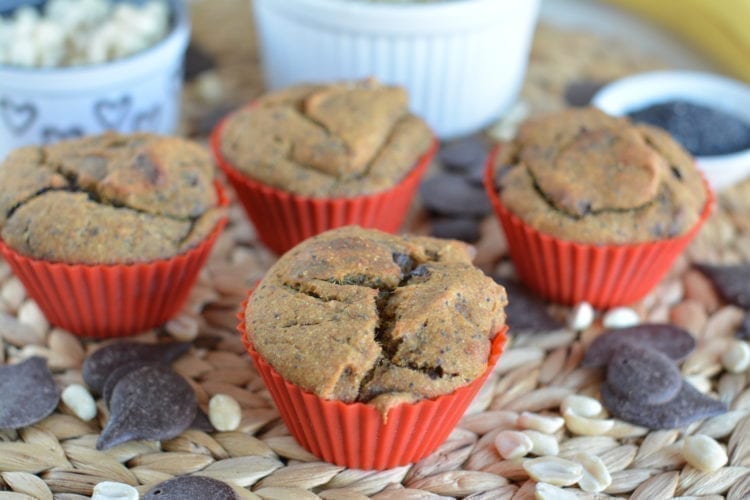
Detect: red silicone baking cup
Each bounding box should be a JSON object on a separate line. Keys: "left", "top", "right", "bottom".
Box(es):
{"left": 0, "top": 182, "right": 229, "bottom": 339}
{"left": 484, "top": 145, "right": 715, "bottom": 308}
{"left": 238, "top": 295, "right": 508, "bottom": 470}
{"left": 210, "top": 108, "right": 437, "bottom": 255}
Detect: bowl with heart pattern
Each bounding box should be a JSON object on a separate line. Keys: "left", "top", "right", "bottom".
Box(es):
{"left": 0, "top": 0, "right": 189, "bottom": 160}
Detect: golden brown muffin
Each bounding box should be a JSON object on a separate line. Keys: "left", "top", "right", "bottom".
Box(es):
{"left": 491, "top": 107, "right": 708, "bottom": 245}
{"left": 247, "top": 226, "right": 507, "bottom": 415}
{"left": 0, "top": 133, "right": 224, "bottom": 264}
{"left": 219, "top": 79, "right": 433, "bottom": 197}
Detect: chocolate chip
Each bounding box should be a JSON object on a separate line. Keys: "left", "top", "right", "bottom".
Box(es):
{"left": 83, "top": 341, "right": 191, "bottom": 395}
{"left": 194, "top": 103, "right": 236, "bottom": 137}
{"left": 96, "top": 365, "right": 196, "bottom": 450}
{"left": 184, "top": 42, "right": 217, "bottom": 81}
{"left": 101, "top": 361, "right": 153, "bottom": 406}
{"left": 144, "top": 476, "right": 238, "bottom": 500}
{"left": 392, "top": 252, "right": 415, "bottom": 274}
{"left": 564, "top": 80, "right": 606, "bottom": 107}
{"left": 737, "top": 314, "right": 750, "bottom": 340}
{"left": 606, "top": 344, "right": 682, "bottom": 405}
{"left": 601, "top": 380, "right": 726, "bottom": 430}
{"left": 439, "top": 135, "right": 489, "bottom": 171}
{"left": 430, "top": 217, "right": 481, "bottom": 243}
{"left": 495, "top": 281, "right": 564, "bottom": 335}
{"left": 410, "top": 265, "right": 430, "bottom": 278}
{"left": 0, "top": 357, "right": 59, "bottom": 429}
{"left": 190, "top": 407, "right": 215, "bottom": 432}
{"left": 420, "top": 174, "right": 492, "bottom": 217}
{"left": 582, "top": 324, "right": 695, "bottom": 368}
{"left": 695, "top": 263, "right": 750, "bottom": 309}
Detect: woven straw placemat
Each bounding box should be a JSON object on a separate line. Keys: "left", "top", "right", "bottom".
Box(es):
{"left": 1, "top": 1, "right": 750, "bottom": 498}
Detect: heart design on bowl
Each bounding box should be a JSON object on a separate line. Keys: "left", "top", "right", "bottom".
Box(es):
{"left": 94, "top": 95, "right": 132, "bottom": 129}
{"left": 0, "top": 98, "right": 38, "bottom": 136}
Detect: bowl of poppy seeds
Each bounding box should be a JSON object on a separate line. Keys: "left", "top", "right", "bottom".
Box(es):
{"left": 592, "top": 70, "right": 750, "bottom": 191}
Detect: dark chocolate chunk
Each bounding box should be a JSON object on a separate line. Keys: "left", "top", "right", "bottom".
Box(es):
{"left": 97, "top": 365, "right": 196, "bottom": 450}
{"left": 495, "top": 280, "right": 564, "bottom": 335}
{"left": 190, "top": 407, "right": 215, "bottom": 432}
{"left": 601, "top": 380, "right": 726, "bottom": 430}
{"left": 439, "top": 135, "right": 489, "bottom": 171}
{"left": 582, "top": 324, "right": 695, "bottom": 368}
{"left": 184, "top": 43, "right": 217, "bottom": 81}
{"left": 430, "top": 217, "right": 481, "bottom": 243}
{"left": 628, "top": 100, "right": 750, "bottom": 156}
{"left": 83, "top": 341, "right": 191, "bottom": 395}
{"left": 144, "top": 476, "right": 238, "bottom": 500}
{"left": 695, "top": 263, "right": 750, "bottom": 309}
{"left": 564, "top": 80, "right": 606, "bottom": 107}
{"left": 606, "top": 344, "right": 682, "bottom": 405}
{"left": 194, "top": 103, "right": 236, "bottom": 137}
{"left": 392, "top": 252, "right": 415, "bottom": 274}
{"left": 0, "top": 357, "right": 59, "bottom": 429}
{"left": 101, "top": 361, "right": 154, "bottom": 406}
{"left": 737, "top": 314, "right": 750, "bottom": 340}
{"left": 420, "top": 174, "right": 492, "bottom": 217}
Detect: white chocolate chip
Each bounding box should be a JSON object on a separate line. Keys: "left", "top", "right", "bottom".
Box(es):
{"left": 517, "top": 412, "right": 565, "bottom": 434}
{"left": 522, "top": 430, "right": 559, "bottom": 456}
{"left": 561, "top": 395, "right": 614, "bottom": 436}
{"left": 574, "top": 452, "right": 612, "bottom": 493}
{"left": 61, "top": 384, "right": 97, "bottom": 421}
{"left": 561, "top": 395, "right": 602, "bottom": 418}
{"left": 208, "top": 394, "right": 242, "bottom": 432}
{"left": 563, "top": 411, "right": 615, "bottom": 436}
{"left": 602, "top": 307, "right": 640, "bottom": 329}
{"left": 1, "top": 277, "right": 26, "bottom": 310}
{"left": 495, "top": 430, "right": 533, "bottom": 459}
{"left": 92, "top": 481, "right": 138, "bottom": 500}
{"left": 524, "top": 456, "right": 583, "bottom": 487}
{"left": 721, "top": 339, "right": 750, "bottom": 373}
{"left": 18, "top": 300, "right": 49, "bottom": 338}
{"left": 0, "top": 0, "right": 170, "bottom": 67}
{"left": 568, "top": 302, "right": 594, "bottom": 331}
{"left": 535, "top": 482, "right": 578, "bottom": 500}
{"left": 682, "top": 434, "right": 728, "bottom": 473}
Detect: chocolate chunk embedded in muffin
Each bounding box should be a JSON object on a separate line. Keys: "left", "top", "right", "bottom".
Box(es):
{"left": 492, "top": 107, "right": 707, "bottom": 244}
{"left": 0, "top": 133, "right": 224, "bottom": 264}
{"left": 247, "top": 226, "right": 507, "bottom": 415}
{"left": 219, "top": 80, "right": 433, "bottom": 197}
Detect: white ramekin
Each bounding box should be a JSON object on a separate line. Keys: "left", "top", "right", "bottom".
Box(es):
{"left": 593, "top": 71, "right": 750, "bottom": 191}
{"left": 252, "top": 0, "right": 540, "bottom": 139}
{"left": 0, "top": 0, "right": 189, "bottom": 160}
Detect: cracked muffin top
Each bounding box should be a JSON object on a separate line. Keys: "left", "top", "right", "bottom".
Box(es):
{"left": 492, "top": 107, "right": 708, "bottom": 244}
{"left": 247, "top": 226, "right": 508, "bottom": 416}
{"left": 0, "top": 133, "right": 224, "bottom": 265}
{"left": 219, "top": 80, "right": 433, "bottom": 198}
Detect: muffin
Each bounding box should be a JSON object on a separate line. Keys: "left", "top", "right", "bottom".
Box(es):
{"left": 0, "top": 133, "right": 228, "bottom": 337}
{"left": 484, "top": 107, "right": 713, "bottom": 307}
{"left": 240, "top": 226, "right": 508, "bottom": 469}
{"left": 211, "top": 79, "right": 436, "bottom": 254}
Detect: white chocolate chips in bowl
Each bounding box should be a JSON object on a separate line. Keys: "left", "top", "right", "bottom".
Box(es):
{"left": 0, "top": 0, "right": 170, "bottom": 67}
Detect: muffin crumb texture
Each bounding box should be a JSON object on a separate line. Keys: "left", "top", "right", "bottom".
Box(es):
{"left": 220, "top": 80, "right": 433, "bottom": 197}
{"left": 494, "top": 107, "right": 707, "bottom": 244}
{"left": 0, "top": 132, "right": 223, "bottom": 264}
{"left": 247, "top": 226, "right": 508, "bottom": 415}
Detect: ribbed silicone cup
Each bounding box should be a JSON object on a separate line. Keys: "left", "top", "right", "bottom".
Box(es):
{"left": 210, "top": 110, "right": 437, "bottom": 255}
{"left": 238, "top": 295, "right": 509, "bottom": 470}
{"left": 0, "top": 182, "right": 229, "bottom": 339}
{"left": 483, "top": 145, "right": 715, "bottom": 308}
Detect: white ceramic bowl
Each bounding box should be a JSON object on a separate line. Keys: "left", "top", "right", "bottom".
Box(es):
{"left": 592, "top": 71, "right": 750, "bottom": 191}
{"left": 0, "top": 0, "right": 189, "bottom": 160}
{"left": 252, "top": 0, "right": 540, "bottom": 139}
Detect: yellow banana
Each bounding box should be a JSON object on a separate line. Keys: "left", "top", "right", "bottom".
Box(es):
{"left": 601, "top": 0, "right": 750, "bottom": 82}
